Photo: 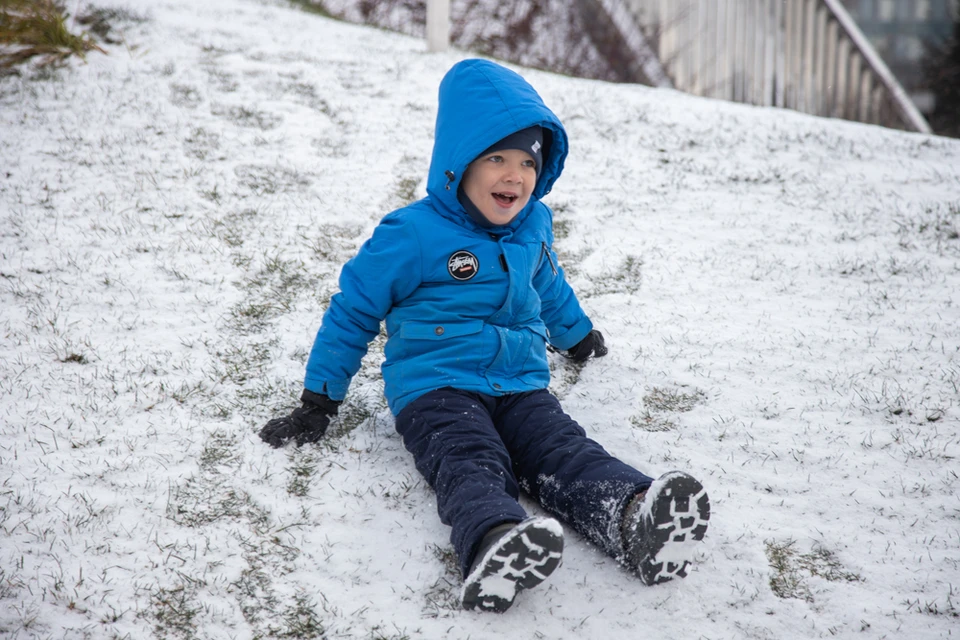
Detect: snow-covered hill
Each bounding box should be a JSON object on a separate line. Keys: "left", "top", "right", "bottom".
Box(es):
{"left": 1, "top": 1, "right": 959, "bottom": 638}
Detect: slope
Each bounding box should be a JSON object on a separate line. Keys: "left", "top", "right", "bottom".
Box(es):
{"left": 1, "top": 0, "right": 959, "bottom": 638}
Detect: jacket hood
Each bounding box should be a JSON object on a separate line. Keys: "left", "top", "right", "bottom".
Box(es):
{"left": 426, "top": 59, "right": 569, "bottom": 229}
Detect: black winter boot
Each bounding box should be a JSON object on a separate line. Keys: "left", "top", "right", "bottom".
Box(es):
{"left": 621, "top": 471, "right": 710, "bottom": 585}
{"left": 461, "top": 517, "right": 564, "bottom": 612}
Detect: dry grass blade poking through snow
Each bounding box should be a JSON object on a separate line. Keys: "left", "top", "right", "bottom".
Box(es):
{"left": 0, "top": 0, "right": 105, "bottom": 70}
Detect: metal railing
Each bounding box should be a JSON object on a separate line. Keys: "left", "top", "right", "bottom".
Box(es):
{"left": 617, "top": 0, "right": 931, "bottom": 133}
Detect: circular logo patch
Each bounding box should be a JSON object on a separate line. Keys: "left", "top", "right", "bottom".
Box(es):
{"left": 447, "top": 250, "right": 479, "bottom": 281}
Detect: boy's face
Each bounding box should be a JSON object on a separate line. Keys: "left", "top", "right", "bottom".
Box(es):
{"left": 461, "top": 149, "right": 537, "bottom": 226}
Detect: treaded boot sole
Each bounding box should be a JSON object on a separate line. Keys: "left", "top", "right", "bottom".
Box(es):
{"left": 632, "top": 471, "right": 710, "bottom": 585}
{"left": 461, "top": 517, "right": 564, "bottom": 613}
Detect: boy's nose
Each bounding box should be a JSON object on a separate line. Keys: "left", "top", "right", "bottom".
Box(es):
{"left": 503, "top": 167, "right": 523, "bottom": 182}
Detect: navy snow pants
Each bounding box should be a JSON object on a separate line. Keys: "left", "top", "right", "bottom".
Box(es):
{"left": 394, "top": 387, "right": 654, "bottom": 577}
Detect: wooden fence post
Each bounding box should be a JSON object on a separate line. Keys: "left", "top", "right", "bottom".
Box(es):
{"left": 427, "top": 0, "right": 449, "bottom": 52}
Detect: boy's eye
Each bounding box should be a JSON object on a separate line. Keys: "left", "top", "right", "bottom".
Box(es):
{"left": 488, "top": 155, "right": 504, "bottom": 163}
{"left": 522, "top": 159, "right": 535, "bottom": 168}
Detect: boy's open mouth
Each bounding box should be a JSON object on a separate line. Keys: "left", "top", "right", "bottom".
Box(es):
{"left": 492, "top": 193, "right": 518, "bottom": 205}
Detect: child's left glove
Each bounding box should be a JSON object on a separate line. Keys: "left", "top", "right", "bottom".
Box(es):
{"left": 258, "top": 390, "right": 341, "bottom": 448}
{"left": 565, "top": 329, "right": 608, "bottom": 362}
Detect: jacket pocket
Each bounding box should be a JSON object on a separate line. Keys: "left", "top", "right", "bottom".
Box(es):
{"left": 400, "top": 320, "right": 484, "bottom": 340}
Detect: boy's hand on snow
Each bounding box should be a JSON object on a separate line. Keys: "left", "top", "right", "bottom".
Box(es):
{"left": 565, "top": 330, "right": 608, "bottom": 362}
{"left": 258, "top": 390, "right": 341, "bottom": 448}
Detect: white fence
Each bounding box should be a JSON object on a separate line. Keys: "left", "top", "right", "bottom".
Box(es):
{"left": 426, "top": 0, "right": 449, "bottom": 52}
{"left": 620, "top": 0, "right": 931, "bottom": 132}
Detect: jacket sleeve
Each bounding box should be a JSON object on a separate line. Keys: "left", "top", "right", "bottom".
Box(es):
{"left": 304, "top": 214, "right": 422, "bottom": 400}
{"left": 533, "top": 211, "right": 592, "bottom": 350}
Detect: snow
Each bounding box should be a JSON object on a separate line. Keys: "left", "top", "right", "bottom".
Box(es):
{"left": 1, "top": 0, "right": 959, "bottom": 638}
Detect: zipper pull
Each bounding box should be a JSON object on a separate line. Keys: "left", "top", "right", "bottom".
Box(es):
{"left": 541, "top": 242, "right": 558, "bottom": 275}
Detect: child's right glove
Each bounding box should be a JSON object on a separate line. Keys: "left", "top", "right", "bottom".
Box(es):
{"left": 565, "top": 329, "right": 608, "bottom": 362}
{"left": 259, "top": 390, "right": 341, "bottom": 447}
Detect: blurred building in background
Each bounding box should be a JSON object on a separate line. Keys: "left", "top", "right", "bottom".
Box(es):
{"left": 839, "top": 0, "right": 957, "bottom": 114}
{"left": 310, "top": 0, "right": 958, "bottom": 135}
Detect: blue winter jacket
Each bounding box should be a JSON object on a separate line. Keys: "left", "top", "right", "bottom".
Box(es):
{"left": 304, "top": 59, "right": 593, "bottom": 415}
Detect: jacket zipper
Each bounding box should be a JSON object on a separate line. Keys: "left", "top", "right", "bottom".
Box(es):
{"left": 541, "top": 242, "right": 558, "bottom": 275}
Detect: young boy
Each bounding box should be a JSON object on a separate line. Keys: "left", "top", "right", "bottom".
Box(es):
{"left": 259, "top": 59, "right": 710, "bottom": 613}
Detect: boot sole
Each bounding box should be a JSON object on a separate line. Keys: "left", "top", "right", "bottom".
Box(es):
{"left": 636, "top": 471, "right": 710, "bottom": 585}
{"left": 461, "top": 517, "right": 564, "bottom": 613}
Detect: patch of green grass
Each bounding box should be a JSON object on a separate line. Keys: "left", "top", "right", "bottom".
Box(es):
{"left": 215, "top": 338, "right": 278, "bottom": 383}
{"left": 389, "top": 155, "right": 425, "bottom": 208}
{"left": 148, "top": 581, "right": 201, "bottom": 640}
{"left": 395, "top": 175, "right": 419, "bottom": 206}
{"left": 766, "top": 539, "right": 814, "bottom": 602}
{"left": 587, "top": 254, "right": 644, "bottom": 296}
{"left": 630, "top": 386, "right": 706, "bottom": 432}
{"left": 903, "top": 586, "right": 959, "bottom": 618}
{"left": 202, "top": 64, "right": 239, "bottom": 92}
{"left": 766, "top": 539, "right": 862, "bottom": 602}
{"left": 553, "top": 217, "right": 571, "bottom": 240}
{"left": 287, "top": 0, "right": 331, "bottom": 17}
{"left": 796, "top": 545, "right": 863, "bottom": 583}
{"left": 422, "top": 544, "right": 460, "bottom": 617}
{"left": 235, "top": 164, "right": 311, "bottom": 196}
{"left": 547, "top": 353, "right": 586, "bottom": 399}
{"left": 60, "top": 351, "right": 89, "bottom": 364}
{"left": 643, "top": 386, "right": 707, "bottom": 413}
{"left": 235, "top": 377, "right": 301, "bottom": 416}
{"left": 369, "top": 627, "right": 412, "bottom": 640}
{"left": 199, "top": 429, "right": 242, "bottom": 470}
{"left": 221, "top": 251, "right": 319, "bottom": 338}
{"left": 170, "top": 82, "right": 202, "bottom": 108}
{"left": 311, "top": 135, "right": 349, "bottom": 157}
{"left": 253, "top": 251, "right": 312, "bottom": 292}
{"left": 0, "top": 0, "right": 105, "bottom": 70}
{"left": 332, "top": 397, "right": 376, "bottom": 437}
{"left": 0, "top": 567, "right": 25, "bottom": 600}
{"left": 630, "top": 411, "right": 676, "bottom": 432}
{"left": 897, "top": 201, "right": 960, "bottom": 256}
{"left": 224, "top": 301, "right": 281, "bottom": 336}
{"left": 275, "top": 591, "right": 326, "bottom": 639}
{"left": 75, "top": 5, "right": 145, "bottom": 44}
{"left": 306, "top": 223, "right": 364, "bottom": 260}
{"left": 286, "top": 450, "right": 319, "bottom": 497}
{"left": 166, "top": 475, "right": 269, "bottom": 529}
{"left": 167, "top": 379, "right": 209, "bottom": 405}
{"left": 211, "top": 103, "right": 282, "bottom": 130}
